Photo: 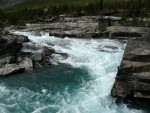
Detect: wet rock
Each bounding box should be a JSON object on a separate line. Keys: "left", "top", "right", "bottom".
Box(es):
{"left": 22, "top": 43, "right": 55, "bottom": 55}
{"left": 20, "top": 42, "right": 56, "bottom": 67}
{"left": 49, "top": 32, "right": 77, "bottom": 38}
{"left": 19, "top": 58, "right": 33, "bottom": 71}
{"left": 0, "top": 35, "right": 22, "bottom": 58}
{"left": 39, "top": 56, "right": 51, "bottom": 65}
{"left": 9, "top": 56, "right": 17, "bottom": 64}
{"left": 17, "top": 56, "right": 24, "bottom": 63}
{"left": 2, "top": 30, "right": 11, "bottom": 36}
{"left": 17, "top": 35, "right": 29, "bottom": 43}
{"left": 104, "top": 45, "right": 118, "bottom": 50}
{"left": 0, "top": 31, "right": 23, "bottom": 74}
{"left": 133, "top": 82, "right": 150, "bottom": 99}
{"left": 111, "top": 33, "right": 150, "bottom": 101}
{"left": 134, "top": 92, "right": 150, "bottom": 99}
{"left": 31, "top": 52, "right": 42, "bottom": 61}
{"left": 0, "top": 64, "right": 25, "bottom": 77}
{"left": 23, "top": 16, "right": 150, "bottom": 40}
{"left": 42, "top": 46, "right": 55, "bottom": 55}
{"left": 124, "top": 54, "right": 150, "bottom": 62}
{"left": 132, "top": 72, "right": 150, "bottom": 83}
{"left": 0, "top": 57, "right": 11, "bottom": 67}
{"left": 50, "top": 53, "right": 68, "bottom": 65}
{"left": 90, "top": 33, "right": 103, "bottom": 38}
{"left": 110, "top": 31, "right": 142, "bottom": 38}
{"left": 55, "top": 52, "right": 68, "bottom": 59}
{"left": 22, "top": 42, "right": 40, "bottom": 51}
{"left": 134, "top": 82, "right": 150, "bottom": 93}
{"left": 111, "top": 80, "right": 133, "bottom": 98}
{"left": 33, "top": 31, "right": 42, "bottom": 36}
{"left": 19, "top": 51, "right": 32, "bottom": 56}
{"left": 31, "top": 49, "right": 67, "bottom": 66}
{"left": 108, "top": 26, "right": 149, "bottom": 39}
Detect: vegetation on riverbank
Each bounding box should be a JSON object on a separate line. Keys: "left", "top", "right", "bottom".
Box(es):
{"left": 0, "top": 0, "right": 150, "bottom": 27}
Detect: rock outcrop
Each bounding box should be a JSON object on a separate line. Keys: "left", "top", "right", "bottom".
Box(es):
{"left": 0, "top": 32, "right": 29, "bottom": 76}
{"left": 108, "top": 26, "right": 149, "bottom": 39}
{"left": 0, "top": 35, "right": 22, "bottom": 57}
{"left": 17, "top": 35, "right": 29, "bottom": 43}
{"left": 111, "top": 33, "right": 150, "bottom": 100}
{"left": 0, "top": 64, "right": 24, "bottom": 77}
{"left": 21, "top": 42, "right": 56, "bottom": 66}
{"left": 0, "top": 29, "right": 68, "bottom": 77}
{"left": 19, "top": 58, "right": 33, "bottom": 71}
{"left": 19, "top": 16, "right": 150, "bottom": 39}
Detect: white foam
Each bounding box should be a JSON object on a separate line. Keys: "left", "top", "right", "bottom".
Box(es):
{"left": 0, "top": 31, "right": 144, "bottom": 113}
{"left": 41, "top": 89, "right": 47, "bottom": 94}
{"left": 32, "top": 105, "right": 60, "bottom": 113}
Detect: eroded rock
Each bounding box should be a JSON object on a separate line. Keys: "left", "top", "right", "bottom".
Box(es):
{"left": 111, "top": 33, "right": 150, "bottom": 101}
{"left": 0, "top": 35, "right": 22, "bottom": 58}
{"left": 19, "top": 58, "right": 33, "bottom": 71}
{"left": 0, "top": 64, "right": 25, "bottom": 77}
{"left": 17, "top": 35, "right": 29, "bottom": 43}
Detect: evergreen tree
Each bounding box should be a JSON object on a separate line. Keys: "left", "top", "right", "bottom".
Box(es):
{"left": 99, "top": 0, "right": 103, "bottom": 11}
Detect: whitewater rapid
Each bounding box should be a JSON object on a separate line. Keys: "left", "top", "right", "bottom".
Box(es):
{"left": 0, "top": 31, "right": 145, "bottom": 113}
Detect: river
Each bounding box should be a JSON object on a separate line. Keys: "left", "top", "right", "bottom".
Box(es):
{"left": 0, "top": 31, "right": 145, "bottom": 113}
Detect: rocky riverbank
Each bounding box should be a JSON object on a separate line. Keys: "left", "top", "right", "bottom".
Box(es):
{"left": 1, "top": 16, "right": 150, "bottom": 101}
{"left": 111, "top": 33, "right": 150, "bottom": 100}
{"left": 0, "top": 29, "right": 67, "bottom": 77}
{"left": 7, "top": 16, "right": 150, "bottom": 39}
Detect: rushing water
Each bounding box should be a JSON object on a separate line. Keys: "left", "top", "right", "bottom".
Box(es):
{"left": 0, "top": 31, "right": 146, "bottom": 113}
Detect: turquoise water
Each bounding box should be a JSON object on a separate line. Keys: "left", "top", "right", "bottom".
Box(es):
{"left": 0, "top": 31, "right": 147, "bottom": 113}
{"left": 0, "top": 65, "right": 90, "bottom": 113}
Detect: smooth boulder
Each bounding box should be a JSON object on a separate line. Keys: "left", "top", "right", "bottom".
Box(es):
{"left": 19, "top": 58, "right": 33, "bottom": 71}
{"left": 0, "top": 64, "right": 25, "bottom": 77}
{"left": 17, "top": 35, "right": 29, "bottom": 43}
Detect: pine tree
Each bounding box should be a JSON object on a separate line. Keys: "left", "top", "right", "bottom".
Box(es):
{"left": 99, "top": 0, "right": 103, "bottom": 11}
